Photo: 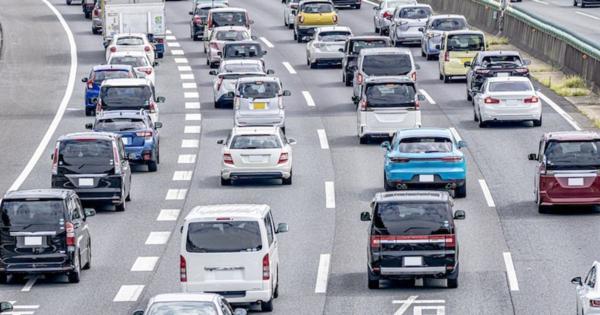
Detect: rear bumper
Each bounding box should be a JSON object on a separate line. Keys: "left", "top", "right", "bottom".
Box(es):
{"left": 183, "top": 284, "right": 271, "bottom": 304}
{"left": 369, "top": 262, "right": 456, "bottom": 279}
{"left": 193, "top": 25, "right": 206, "bottom": 38}
{"left": 312, "top": 51, "right": 344, "bottom": 63}
{"left": 222, "top": 167, "right": 292, "bottom": 180}
{"left": 235, "top": 117, "right": 285, "bottom": 128}
{"left": 360, "top": 121, "right": 421, "bottom": 137}
{"left": 125, "top": 146, "right": 157, "bottom": 163}
{"left": 480, "top": 106, "right": 541, "bottom": 122}
{"left": 72, "top": 188, "right": 123, "bottom": 203}
{"left": 215, "top": 94, "right": 234, "bottom": 106}
{"left": 385, "top": 170, "right": 466, "bottom": 184}
{"left": 296, "top": 26, "right": 318, "bottom": 38}
{"left": 393, "top": 32, "right": 422, "bottom": 43}
{"left": 1, "top": 254, "right": 74, "bottom": 274}
{"left": 442, "top": 62, "right": 468, "bottom": 76}
{"left": 540, "top": 193, "right": 600, "bottom": 206}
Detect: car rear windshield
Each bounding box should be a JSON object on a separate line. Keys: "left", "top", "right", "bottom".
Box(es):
{"left": 223, "top": 44, "right": 263, "bottom": 58}
{"left": 238, "top": 81, "right": 279, "bottom": 98}
{"left": 481, "top": 55, "right": 522, "bottom": 67}
{"left": 147, "top": 302, "right": 218, "bottom": 315}
{"left": 223, "top": 63, "right": 263, "bottom": 72}
{"left": 398, "top": 137, "right": 453, "bottom": 153}
{"left": 100, "top": 86, "right": 152, "bottom": 108}
{"left": 373, "top": 202, "right": 452, "bottom": 235}
{"left": 302, "top": 3, "right": 334, "bottom": 13}
{"left": 212, "top": 12, "right": 247, "bottom": 27}
{"left": 93, "top": 70, "right": 132, "bottom": 83}
{"left": 446, "top": 34, "right": 485, "bottom": 51}
{"left": 109, "top": 56, "right": 148, "bottom": 67}
{"left": 319, "top": 31, "right": 351, "bottom": 42}
{"left": 116, "top": 36, "right": 144, "bottom": 46}
{"left": 58, "top": 139, "right": 115, "bottom": 173}
{"left": 216, "top": 30, "right": 250, "bottom": 41}
{"left": 230, "top": 134, "right": 282, "bottom": 149}
{"left": 398, "top": 7, "right": 432, "bottom": 19}
{"left": 1, "top": 200, "right": 65, "bottom": 227}
{"left": 544, "top": 140, "right": 600, "bottom": 170}
{"left": 430, "top": 18, "right": 466, "bottom": 31}
{"left": 366, "top": 83, "right": 416, "bottom": 107}
{"left": 362, "top": 54, "right": 412, "bottom": 76}
{"left": 349, "top": 40, "right": 389, "bottom": 54}
{"left": 95, "top": 118, "right": 146, "bottom": 132}
{"left": 186, "top": 221, "right": 262, "bottom": 253}
{"left": 488, "top": 81, "right": 532, "bottom": 92}
{"left": 220, "top": 73, "right": 265, "bottom": 80}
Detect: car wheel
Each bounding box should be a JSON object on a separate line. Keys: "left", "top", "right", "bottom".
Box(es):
{"left": 84, "top": 11, "right": 91, "bottom": 19}
{"left": 92, "top": 27, "right": 99, "bottom": 35}
{"left": 345, "top": 75, "right": 352, "bottom": 87}
{"left": 582, "top": 1, "right": 586, "bottom": 7}
{"left": 473, "top": 108, "right": 479, "bottom": 122}
{"left": 0, "top": 272, "right": 7, "bottom": 284}
{"left": 83, "top": 242, "right": 91, "bottom": 270}
{"left": 221, "top": 176, "right": 232, "bottom": 186}
{"left": 467, "top": 89, "right": 472, "bottom": 101}
{"left": 273, "top": 280, "right": 279, "bottom": 298}
{"left": 421, "top": 49, "right": 426, "bottom": 57}
{"left": 126, "top": 188, "right": 131, "bottom": 201}
{"left": 309, "top": 59, "right": 317, "bottom": 69}
{"left": 261, "top": 298, "right": 274, "bottom": 312}
{"left": 68, "top": 252, "right": 81, "bottom": 283}
{"left": 293, "top": 31, "right": 297, "bottom": 41}
{"left": 444, "top": 75, "right": 451, "bottom": 83}
{"left": 368, "top": 267, "right": 380, "bottom": 289}
{"left": 455, "top": 181, "right": 467, "bottom": 198}
{"left": 284, "top": 18, "right": 288, "bottom": 27}
{"left": 355, "top": 4, "right": 361, "bottom": 9}
{"left": 115, "top": 199, "right": 126, "bottom": 212}
{"left": 384, "top": 173, "right": 394, "bottom": 191}
{"left": 439, "top": 73, "right": 444, "bottom": 81}
{"left": 478, "top": 115, "right": 487, "bottom": 128}
{"left": 446, "top": 264, "right": 459, "bottom": 288}
{"left": 359, "top": 135, "right": 368, "bottom": 144}
{"left": 282, "top": 171, "right": 292, "bottom": 185}
{"left": 148, "top": 160, "right": 158, "bottom": 172}
{"left": 85, "top": 108, "right": 94, "bottom": 116}
{"left": 288, "top": 23, "right": 294, "bottom": 29}
{"left": 533, "top": 116, "right": 542, "bottom": 127}
{"left": 573, "top": 0, "right": 578, "bottom": 6}
{"left": 157, "top": 52, "right": 163, "bottom": 59}
{"left": 66, "top": 0, "right": 72, "bottom": 4}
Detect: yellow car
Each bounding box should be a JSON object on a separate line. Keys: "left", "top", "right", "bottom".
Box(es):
{"left": 438, "top": 30, "right": 486, "bottom": 83}
{"left": 294, "top": 0, "right": 338, "bottom": 43}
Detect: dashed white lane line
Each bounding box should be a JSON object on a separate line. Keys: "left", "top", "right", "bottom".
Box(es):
{"left": 184, "top": 92, "right": 199, "bottom": 99}
{"left": 173, "top": 170, "right": 193, "bottom": 181}
{"left": 181, "top": 73, "right": 195, "bottom": 80}
{"left": 181, "top": 139, "right": 199, "bottom": 148}
{"left": 325, "top": 181, "right": 335, "bottom": 209}
{"left": 178, "top": 154, "right": 197, "bottom": 164}
{"left": 259, "top": 36, "right": 274, "bottom": 48}
{"left": 182, "top": 82, "right": 198, "bottom": 89}
{"left": 419, "top": 89, "right": 436, "bottom": 104}
{"left": 185, "top": 125, "right": 202, "bottom": 134}
{"left": 165, "top": 35, "right": 177, "bottom": 41}
{"left": 539, "top": 92, "right": 581, "bottom": 131}
{"left": 171, "top": 49, "right": 185, "bottom": 56}
{"left": 576, "top": 11, "right": 600, "bottom": 20}
{"left": 449, "top": 127, "right": 462, "bottom": 142}
{"left": 315, "top": 253, "right": 331, "bottom": 293}
{"left": 185, "top": 102, "right": 201, "bottom": 109}
{"left": 165, "top": 189, "right": 188, "bottom": 200}
{"left": 478, "top": 179, "right": 496, "bottom": 208}
{"left": 167, "top": 42, "right": 181, "bottom": 48}
{"left": 503, "top": 252, "right": 520, "bottom": 291}
{"left": 131, "top": 256, "right": 160, "bottom": 272}
{"left": 317, "top": 129, "right": 329, "bottom": 149}
{"left": 21, "top": 276, "right": 39, "bottom": 292}
{"left": 145, "top": 232, "right": 171, "bottom": 245}
{"left": 157, "top": 209, "right": 181, "bottom": 221}
{"left": 113, "top": 285, "right": 144, "bottom": 302}
{"left": 302, "top": 91, "right": 316, "bottom": 107}
{"left": 178, "top": 65, "right": 192, "bottom": 72}
{"left": 186, "top": 113, "right": 202, "bottom": 121}
{"left": 282, "top": 62, "right": 297, "bottom": 74}
{"left": 174, "top": 57, "right": 189, "bottom": 64}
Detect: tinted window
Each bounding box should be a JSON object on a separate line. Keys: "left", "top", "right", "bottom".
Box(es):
{"left": 116, "top": 36, "right": 144, "bottom": 46}
{"left": 212, "top": 12, "right": 247, "bottom": 27}
{"left": 302, "top": 3, "right": 334, "bottom": 13}
{"left": 95, "top": 118, "right": 147, "bottom": 132}
{"left": 398, "top": 137, "right": 452, "bottom": 153}
{"left": 223, "top": 44, "right": 263, "bottom": 58}
{"left": 109, "top": 56, "right": 148, "bottom": 67}
{"left": 93, "top": 70, "right": 132, "bottom": 83}
{"left": 446, "top": 34, "right": 485, "bottom": 51}
{"left": 398, "top": 7, "right": 431, "bottom": 19}
{"left": 147, "top": 302, "right": 218, "bottom": 315}
{"left": 349, "top": 40, "right": 389, "bottom": 54}
{"left": 231, "top": 135, "right": 281, "bottom": 149}
{"left": 481, "top": 55, "right": 522, "bottom": 66}
{"left": 362, "top": 54, "right": 412, "bottom": 76}
{"left": 373, "top": 202, "right": 452, "bottom": 235}
{"left": 187, "top": 221, "right": 262, "bottom": 253}
{"left": 488, "top": 81, "right": 532, "bottom": 92}
{"left": 544, "top": 140, "right": 600, "bottom": 170}
{"left": 318, "top": 31, "right": 351, "bottom": 42}
{"left": 100, "top": 86, "right": 152, "bottom": 108}
{"left": 238, "top": 81, "right": 279, "bottom": 98}
{"left": 221, "top": 73, "right": 265, "bottom": 80}
{"left": 1, "top": 200, "right": 65, "bottom": 227}
{"left": 430, "top": 18, "right": 466, "bottom": 31}
{"left": 223, "top": 64, "right": 263, "bottom": 73}
{"left": 215, "top": 30, "right": 250, "bottom": 41}
{"left": 366, "top": 83, "right": 416, "bottom": 107}
{"left": 58, "top": 139, "right": 115, "bottom": 174}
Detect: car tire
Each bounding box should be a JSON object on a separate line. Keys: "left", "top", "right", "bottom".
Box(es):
{"left": 309, "top": 59, "right": 317, "bottom": 69}
{"left": 261, "top": 298, "right": 274, "bottom": 312}
{"left": 467, "top": 89, "right": 472, "bottom": 101}
{"left": 533, "top": 116, "right": 542, "bottom": 127}
{"left": 368, "top": 267, "right": 380, "bottom": 289}
{"left": 421, "top": 50, "right": 426, "bottom": 57}
{"left": 282, "top": 172, "right": 292, "bottom": 185}
{"left": 126, "top": 189, "right": 131, "bottom": 201}
{"left": 345, "top": 75, "right": 352, "bottom": 87}
{"left": 148, "top": 160, "right": 158, "bottom": 172}
{"left": 384, "top": 173, "right": 394, "bottom": 191}
{"left": 284, "top": 18, "right": 288, "bottom": 27}
{"left": 573, "top": 0, "right": 578, "bottom": 6}
{"left": 85, "top": 108, "right": 95, "bottom": 116}
{"left": 473, "top": 109, "right": 479, "bottom": 122}
{"left": 455, "top": 181, "right": 467, "bottom": 198}
{"left": 221, "top": 177, "right": 232, "bottom": 186}
{"left": 66, "top": 0, "right": 72, "bottom": 4}
{"left": 82, "top": 242, "right": 91, "bottom": 270}
{"left": 293, "top": 31, "right": 297, "bottom": 41}
{"left": 446, "top": 264, "right": 459, "bottom": 288}
{"left": 92, "top": 28, "right": 99, "bottom": 35}
{"left": 84, "top": 11, "right": 91, "bottom": 19}
{"left": 0, "top": 272, "right": 7, "bottom": 284}
{"left": 157, "top": 52, "right": 163, "bottom": 59}
{"left": 538, "top": 204, "right": 550, "bottom": 214}
{"left": 288, "top": 23, "right": 294, "bottom": 29}
{"left": 115, "top": 200, "right": 126, "bottom": 212}
{"left": 359, "top": 135, "right": 368, "bottom": 144}
{"left": 68, "top": 252, "right": 81, "bottom": 283}
{"left": 439, "top": 73, "right": 444, "bottom": 81}
{"left": 582, "top": 1, "right": 586, "bottom": 7}
{"left": 478, "top": 111, "right": 487, "bottom": 128}
{"left": 355, "top": 4, "right": 361, "bottom": 9}
{"left": 444, "top": 75, "right": 451, "bottom": 83}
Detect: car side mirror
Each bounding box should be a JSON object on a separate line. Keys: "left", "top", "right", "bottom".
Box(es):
{"left": 188, "top": 11, "right": 193, "bottom": 15}
{"left": 464, "top": 61, "right": 471, "bottom": 67}
{"left": 282, "top": 90, "right": 291, "bottom": 96}
{"left": 0, "top": 302, "right": 13, "bottom": 313}
{"left": 417, "top": 94, "right": 426, "bottom": 101}
{"left": 267, "top": 69, "right": 275, "bottom": 74}
{"left": 127, "top": 153, "right": 136, "bottom": 160}
{"left": 217, "top": 139, "right": 225, "bottom": 144}
{"left": 276, "top": 223, "right": 289, "bottom": 233}
{"left": 528, "top": 153, "right": 538, "bottom": 161}
{"left": 418, "top": 27, "right": 424, "bottom": 32}
{"left": 81, "top": 77, "right": 88, "bottom": 83}
{"left": 457, "top": 140, "right": 467, "bottom": 149}
{"left": 84, "top": 208, "right": 96, "bottom": 217}
{"left": 381, "top": 141, "right": 391, "bottom": 151}
{"left": 523, "top": 59, "right": 531, "bottom": 66}
{"left": 154, "top": 122, "right": 163, "bottom": 129}
{"left": 360, "top": 211, "right": 371, "bottom": 221}
{"left": 453, "top": 210, "right": 466, "bottom": 220}
{"left": 156, "top": 96, "right": 166, "bottom": 103}
{"left": 435, "top": 44, "right": 441, "bottom": 50}
{"left": 227, "top": 91, "right": 235, "bottom": 98}
{"left": 209, "top": 70, "right": 217, "bottom": 75}
{"left": 571, "top": 276, "right": 582, "bottom": 286}
{"left": 85, "top": 123, "right": 93, "bottom": 130}
{"left": 338, "top": 48, "right": 344, "bottom": 52}
{"left": 132, "top": 311, "right": 144, "bottom": 315}
{"left": 288, "top": 138, "right": 297, "bottom": 145}
{"left": 233, "top": 309, "right": 247, "bottom": 315}
{"left": 153, "top": 61, "right": 159, "bottom": 67}
{"left": 217, "top": 51, "right": 222, "bottom": 56}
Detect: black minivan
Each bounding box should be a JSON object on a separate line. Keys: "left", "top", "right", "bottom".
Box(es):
{"left": 0, "top": 189, "right": 95, "bottom": 283}
{"left": 360, "top": 191, "right": 465, "bottom": 289}
{"left": 51, "top": 132, "right": 132, "bottom": 211}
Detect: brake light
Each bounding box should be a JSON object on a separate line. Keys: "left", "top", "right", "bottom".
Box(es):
{"left": 445, "top": 234, "right": 456, "bottom": 249}
{"left": 333, "top": 15, "right": 338, "bottom": 23}
{"left": 524, "top": 96, "right": 539, "bottom": 103}
{"left": 359, "top": 99, "right": 367, "bottom": 111}
{"left": 180, "top": 255, "right": 187, "bottom": 282}
{"left": 390, "top": 157, "right": 409, "bottom": 163}
{"left": 51, "top": 142, "right": 59, "bottom": 175}
{"left": 223, "top": 153, "right": 234, "bottom": 165}
{"left": 299, "top": 15, "right": 304, "bottom": 23}
{"left": 87, "top": 80, "right": 94, "bottom": 89}
{"left": 444, "top": 51, "right": 449, "bottom": 62}
{"left": 278, "top": 152, "right": 289, "bottom": 164}
{"left": 144, "top": 46, "right": 151, "bottom": 52}
{"left": 65, "top": 222, "right": 76, "bottom": 247}
{"left": 441, "top": 156, "right": 463, "bottom": 162}
{"left": 136, "top": 130, "right": 153, "bottom": 140}
{"left": 262, "top": 254, "right": 270, "bottom": 280}
{"left": 113, "top": 144, "right": 121, "bottom": 175}
{"left": 357, "top": 73, "right": 363, "bottom": 84}
{"left": 484, "top": 97, "right": 500, "bottom": 104}
{"left": 193, "top": 15, "right": 202, "bottom": 25}
{"left": 383, "top": 11, "right": 393, "bottom": 20}
{"left": 415, "top": 98, "right": 420, "bottom": 109}
{"left": 216, "top": 77, "right": 224, "bottom": 91}
{"left": 110, "top": 46, "right": 116, "bottom": 53}
{"left": 410, "top": 71, "right": 417, "bottom": 81}
{"left": 515, "top": 68, "right": 529, "bottom": 74}
{"left": 149, "top": 101, "right": 157, "bottom": 113}
{"left": 139, "top": 67, "right": 153, "bottom": 75}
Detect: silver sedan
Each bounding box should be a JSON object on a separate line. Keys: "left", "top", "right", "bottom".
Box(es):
{"left": 572, "top": 262, "right": 600, "bottom": 315}
{"left": 205, "top": 26, "right": 253, "bottom": 68}
{"left": 306, "top": 26, "right": 353, "bottom": 68}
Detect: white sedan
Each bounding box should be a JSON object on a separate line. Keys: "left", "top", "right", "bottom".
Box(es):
{"left": 105, "top": 33, "right": 154, "bottom": 65}
{"left": 306, "top": 26, "right": 353, "bottom": 68}
{"left": 218, "top": 126, "right": 296, "bottom": 185}
{"left": 107, "top": 51, "right": 157, "bottom": 85}
{"left": 132, "top": 293, "right": 246, "bottom": 315}
{"left": 473, "top": 76, "right": 542, "bottom": 128}
{"left": 572, "top": 262, "right": 600, "bottom": 315}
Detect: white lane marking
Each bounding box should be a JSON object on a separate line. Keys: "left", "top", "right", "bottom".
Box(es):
{"left": 145, "top": 232, "right": 171, "bottom": 245}
{"left": 178, "top": 65, "right": 192, "bottom": 72}
{"left": 181, "top": 139, "right": 199, "bottom": 148}
{"left": 259, "top": 36, "right": 274, "bottom": 48}
{"left": 173, "top": 170, "right": 193, "bottom": 181}
{"left": 576, "top": 11, "right": 600, "bottom": 20}
{"left": 184, "top": 92, "right": 199, "bottom": 99}
{"left": 4, "top": 311, "right": 35, "bottom": 314}
{"left": 113, "top": 285, "right": 144, "bottom": 302}
{"left": 363, "top": 0, "right": 379, "bottom": 5}
{"left": 538, "top": 92, "right": 581, "bottom": 130}
{"left": 182, "top": 82, "right": 198, "bottom": 89}
{"left": 167, "top": 42, "right": 181, "bottom": 48}
{"left": 449, "top": 127, "right": 462, "bottom": 142}
{"left": 165, "top": 189, "right": 188, "bottom": 200}
{"left": 165, "top": 35, "right": 177, "bottom": 41}
{"left": 157, "top": 209, "right": 181, "bottom": 221}
{"left": 66, "top": 107, "right": 79, "bottom": 111}
{"left": 21, "top": 275, "right": 39, "bottom": 292}
{"left": 7, "top": 0, "right": 77, "bottom": 194}
{"left": 131, "top": 256, "right": 160, "bottom": 272}
{"left": 185, "top": 102, "right": 201, "bottom": 109}
{"left": 185, "top": 125, "right": 202, "bottom": 134}
{"left": 166, "top": 30, "right": 172, "bottom": 34}
{"left": 392, "top": 296, "right": 418, "bottom": 315}
{"left": 171, "top": 49, "right": 185, "bottom": 55}
{"left": 419, "top": 89, "right": 436, "bottom": 104}
{"left": 9, "top": 305, "right": 40, "bottom": 310}
{"left": 186, "top": 113, "right": 202, "bottom": 121}
{"left": 317, "top": 129, "right": 329, "bottom": 149}
{"left": 178, "top": 154, "right": 197, "bottom": 164}
{"left": 392, "top": 298, "right": 445, "bottom": 304}
{"left": 174, "top": 57, "right": 188, "bottom": 64}
{"left": 282, "top": 62, "right": 297, "bottom": 74}
{"left": 180, "top": 73, "right": 195, "bottom": 80}
{"left": 302, "top": 91, "right": 316, "bottom": 107}
{"left": 315, "top": 253, "right": 331, "bottom": 293}
{"left": 532, "top": 0, "right": 549, "bottom": 4}
{"left": 325, "top": 181, "right": 335, "bottom": 208}
{"left": 503, "top": 252, "right": 520, "bottom": 291}
{"left": 478, "top": 179, "right": 496, "bottom": 207}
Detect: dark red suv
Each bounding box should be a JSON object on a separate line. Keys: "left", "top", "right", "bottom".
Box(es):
{"left": 528, "top": 131, "right": 600, "bottom": 213}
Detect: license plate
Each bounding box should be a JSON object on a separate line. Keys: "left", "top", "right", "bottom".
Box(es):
{"left": 419, "top": 174, "right": 434, "bottom": 182}
{"left": 403, "top": 256, "right": 423, "bottom": 267}
{"left": 252, "top": 102, "right": 266, "bottom": 110}
{"left": 506, "top": 100, "right": 520, "bottom": 106}
{"left": 79, "top": 178, "right": 94, "bottom": 186}
{"left": 122, "top": 137, "right": 130, "bottom": 145}
{"left": 24, "top": 236, "right": 42, "bottom": 246}
{"left": 568, "top": 178, "right": 584, "bottom": 186}
{"left": 497, "top": 72, "right": 510, "bottom": 77}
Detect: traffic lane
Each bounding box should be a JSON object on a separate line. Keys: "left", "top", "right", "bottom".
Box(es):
{"left": 0, "top": 0, "right": 71, "bottom": 200}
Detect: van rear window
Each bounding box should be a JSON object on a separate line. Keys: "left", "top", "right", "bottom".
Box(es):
{"left": 58, "top": 139, "right": 115, "bottom": 174}
{"left": 362, "top": 54, "right": 412, "bottom": 76}
{"left": 366, "top": 83, "right": 416, "bottom": 108}
{"left": 186, "top": 221, "right": 262, "bottom": 253}
{"left": 545, "top": 140, "right": 600, "bottom": 170}
{"left": 446, "top": 34, "right": 484, "bottom": 51}
{"left": 373, "top": 202, "right": 451, "bottom": 235}
{"left": 1, "top": 200, "right": 65, "bottom": 227}
{"left": 212, "top": 12, "right": 247, "bottom": 27}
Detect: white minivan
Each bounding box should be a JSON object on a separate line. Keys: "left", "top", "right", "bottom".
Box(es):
{"left": 180, "top": 204, "right": 288, "bottom": 312}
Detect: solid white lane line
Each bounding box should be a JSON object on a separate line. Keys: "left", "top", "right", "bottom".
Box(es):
{"left": 131, "top": 257, "right": 159, "bottom": 271}
{"left": 181, "top": 139, "right": 199, "bottom": 148}
{"left": 21, "top": 276, "right": 39, "bottom": 292}
{"left": 449, "top": 127, "right": 462, "bottom": 142}
{"left": 419, "top": 89, "right": 436, "bottom": 104}
{"left": 185, "top": 113, "right": 202, "bottom": 121}
{"left": 259, "top": 36, "right": 274, "bottom": 48}
{"left": 174, "top": 57, "right": 188, "bottom": 64}
{"left": 325, "top": 181, "right": 335, "bottom": 208}
{"left": 165, "top": 189, "right": 187, "bottom": 200}
{"left": 282, "top": 62, "right": 297, "bottom": 74}
{"left": 315, "top": 254, "right": 331, "bottom": 293}
{"left": 157, "top": 209, "right": 181, "bottom": 221}
{"left": 178, "top": 154, "right": 197, "bottom": 164}
{"left": 503, "top": 252, "right": 520, "bottom": 291}
{"left": 173, "top": 170, "right": 193, "bottom": 181}
{"left": 113, "top": 285, "right": 144, "bottom": 302}
{"left": 8, "top": 0, "right": 77, "bottom": 193}
{"left": 145, "top": 232, "right": 171, "bottom": 245}
{"left": 165, "top": 35, "right": 176, "bottom": 41}
{"left": 317, "top": 129, "right": 329, "bottom": 149}
{"left": 302, "top": 91, "right": 316, "bottom": 107}
{"left": 182, "top": 82, "right": 198, "bottom": 89}
{"left": 478, "top": 179, "right": 496, "bottom": 208}
{"left": 167, "top": 42, "right": 181, "bottom": 48}
{"left": 180, "top": 73, "right": 195, "bottom": 80}
{"left": 185, "top": 102, "right": 201, "bottom": 109}
{"left": 184, "top": 92, "right": 199, "bottom": 99}
{"left": 539, "top": 92, "right": 581, "bottom": 131}
{"left": 178, "top": 65, "right": 192, "bottom": 72}
{"left": 171, "top": 49, "right": 185, "bottom": 55}
{"left": 576, "top": 11, "right": 600, "bottom": 20}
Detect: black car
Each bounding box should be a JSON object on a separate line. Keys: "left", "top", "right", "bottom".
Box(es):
{"left": 51, "top": 132, "right": 132, "bottom": 212}
{"left": 189, "top": 3, "right": 227, "bottom": 41}
{"left": 341, "top": 36, "right": 391, "bottom": 86}
{"left": 360, "top": 191, "right": 465, "bottom": 289}
{"left": 465, "top": 51, "right": 530, "bottom": 101}
{"left": 0, "top": 189, "right": 95, "bottom": 284}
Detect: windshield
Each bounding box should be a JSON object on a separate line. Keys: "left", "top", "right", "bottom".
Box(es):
{"left": 398, "top": 7, "right": 431, "bottom": 19}
{"left": 373, "top": 202, "right": 451, "bottom": 235}
{"left": 223, "top": 44, "right": 263, "bottom": 58}
{"left": 93, "top": 70, "right": 132, "bottom": 83}
{"left": 366, "top": 83, "right": 416, "bottom": 107}
{"left": 95, "top": 118, "right": 146, "bottom": 132}
{"left": 215, "top": 30, "right": 250, "bottom": 41}
{"left": 545, "top": 140, "right": 600, "bottom": 170}
{"left": 147, "top": 302, "right": 218, "bottom": 315}
{"left": 362, "top": 54, "right": 412, "bottom": 76}
{"left": 223, "top": 63, "right": 263, "bottom": 73}
{"left": 398, "top": 137, "right": 453, "bottom": 153}
{"left": 238, "top": 81, "right": 279, "bottom": 98}
{"left": 430, "top": 18, "right": 466, "bottom": 31}
{"left": 488, "top": 81, "right": 532, "bottom": 92}
{"left": 212, "top": 12, "right": 247, "bottom": 27}
{"left": 186, "top": 221, "right": 262, "bottom": 253}
{"left": 109, "top": 56, "right": 148, "bottom": 67}
{"left": 230, "top": 134, "right": 282, "bottom": 149}
{"left": 1, "top": 200, "right": 65, "bottom": 227}
{"left": 318, "top": 31, "right": 351, "bottom": 42}
{"left": 446, "top": 34, "right": 485, "bottom": 51}
{"left": 58, "top": 139, "right": 114, "bottom": 174}
{"left": 349, "top": 40, "right": 389, "bottom": 54}
{"left": 100, "top": 86, "right": 151, "bottom": 108}
{"left": 115, "top": 36, "right": 144, "bottom": 46}
{"left": 302, "top": 3, "right": 334, "bottom": 13}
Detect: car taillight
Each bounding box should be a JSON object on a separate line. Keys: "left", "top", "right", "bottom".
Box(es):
{"left": 333, "top": 15, "right": 338, "bottom": 23}
{"left": 383, "top": 11, "right": 393, "bottom": 20}
{"left": 65, "top": 222, "right": 76, "bottom": 248}
{"left": 278, "top": 152, "right": 288, "bottom": 164}
{"left": 113, "top": 144, "right": 121, "bottom": 175}
{"left": 414, "top": 97, "right": 420, "bottom": 109}
{"left": 210, "top": 42, "right": 219, "bottom": 50}
{"left": 390, "top": 157, "right": 409, "bottom": 163}
{"left": 524, "top": 96, "right": 539, "bottom": 103}
{"left": 441, "top": 156, "right": 463, "bottom": 162}
{"left": 484, "top": 97, "right": 500, "bottom": 104}
{"left": 216, "top": 77, "right": 224, "bottom": 91}
{"left": 357, "top": 73, "right": 363, "bottom": 84}
{"left": 223, "top": 153, "right": 234, "bottom": 165}
{"left": 110, "top": 46, "right": 116, "bottom": 53}
{"left": 299, "top": 15, "right": 304, "bottom": 23}
{"left": 51, "top": 142, "right": 59, "bottom": 175}
{"left": 262, "top": 253, "right": 270, "bottom": 280}
{"left": 359, "top": 99, "right": 367, "bottom": 111}
{"left": 93, "top": 8, "right": 100, "bottom": 17}
{"left": 444, "top": 51, "right": 449, "bottom": 62}
{"left": 144, "top": 46, "right": 151, "bottom": 52}
{"left": 475, "top": 69, "right": 490, "bottom": 74}
{"left": 180, "top": 255, "right": 187, "bottom": 282}
{"left": 139, "top": 67, "right": 153, "bottom": 75}
{"left": 149, "top": 101, "right": 157, "bottom": 113}
{"left": 410, "top": 71, "right": 417, "bottom": 81}
{"left": 193, "top": 15, "right": 202, "bottom": 25}
{"left": 515, "top": 68, "right": 529, "bottom": 74}
{"left": 136, "top": 130, "right": 153, "bottom": 140}
{"left": 87, "top": 80, "right": 94, "bottom": 89}
{"left": 444, "top": 234, "right": 456, "bottom": 249}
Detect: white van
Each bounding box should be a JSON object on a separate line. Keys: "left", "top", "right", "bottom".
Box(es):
{"left": 180, "top": 204, "right": 288, "bottom": 312}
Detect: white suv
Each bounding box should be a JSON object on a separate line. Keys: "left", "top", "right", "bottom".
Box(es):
{"left": 180, "top": 204, "right": 289, "bottom": 312}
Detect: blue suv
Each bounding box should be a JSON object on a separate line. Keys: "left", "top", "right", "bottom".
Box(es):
{"left": 81, "top": 65, "right": 136, "bottom": 116}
